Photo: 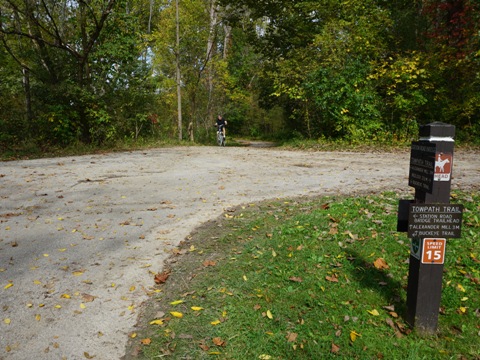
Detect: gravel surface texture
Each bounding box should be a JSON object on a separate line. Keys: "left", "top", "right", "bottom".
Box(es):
{"left": 1, "top": 146, "right": 479, "bottom": 359}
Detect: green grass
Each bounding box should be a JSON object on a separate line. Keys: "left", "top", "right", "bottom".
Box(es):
{"left": 126, "top": 191, "right": 480, "bottom": 360}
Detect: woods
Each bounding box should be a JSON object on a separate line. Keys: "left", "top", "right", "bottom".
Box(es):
{"left": 1, "top": 0, "right": 479, "bottom": 149}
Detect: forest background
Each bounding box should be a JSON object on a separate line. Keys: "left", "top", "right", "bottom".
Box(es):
{"left": 1, "top": 0, "right": 479, "bottom": 152}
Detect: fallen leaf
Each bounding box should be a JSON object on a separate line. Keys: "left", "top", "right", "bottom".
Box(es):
{"left": 383, "top": 305, "right": 395, "bottom": 312}
{"left": 210, "top": 320, "right": 221, "bottom": 326}
{"left": 170, "top": 300, "right": 184, "bottom": 305}
{"left": 61, "top": 294, "right": 71, "bottom": 299}
{"left": 367, "top": 309, "right": 380, "bottom": 316}
{"left": 35, "top": 314, "right": 41, "bottom": 321}
{"left": 289, "top": 276, "right": 303, "bottom": 283}
{"left": 350, "top": 330, "right": 361, "bottom": 342}
{"left": 154, "top": 271, "right": 170, "bottom": 284}
{"left": 4, "top": 318, "right": 11, "bottom": 325}
{"left": 4, "top": 283, "right": 13, "bottom": 289}
{"left": 191, "top": 306, "right": 203, "bottom": 311}
{"left": 331, "top": 343, "right": 340, "bottom": 353}
{"left": 199, "top": 343, "right": 209, "bottom": 351}
{"left": 373, "top": 258, "right": 389, "bottom": 270}
{"left": 83, "top": 352, "right": 95, "bottom": 359}
{"left": 149, "top": 319, "right": 164, "bottom": 325}
{"left": 140, "top": 338, "right": 151, "bottom": 345}
{"left": 170, "top": 311, "right": 183, "bottom": 318}
{"left": 266, "top": 310, "right": 273, "bottom": 319}
{"left": 212, "top": 337, "right": 226, "bottom": 347}
{"left": 202, "top": 260, "right": 216, "bottom": 267}
{"left": 325, "top": 275, "right": 339, "bottom": 283}
{"left": 286, "top": 332, "right": 298, "bottom": 342}
{"left": 456, "top": 284, "right": 466, "bottom": 292}
{"left": 82, "top": 294, "right": 95, "bottom": 302}
{"left": 72, "top": 271, "right": 84, "bottom": 276}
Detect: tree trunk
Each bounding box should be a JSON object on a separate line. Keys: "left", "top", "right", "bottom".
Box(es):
{"left": 176, "top": 0, "right": 183, "bottom": 141}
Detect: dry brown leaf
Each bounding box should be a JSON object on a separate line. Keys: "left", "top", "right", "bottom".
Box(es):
{"left": 202, "top": 260, "right": 216, "bottom": 267}
{"left": 82, "top": 294, "right": 95, "bottom": 303}
{"left": 212, "top": 337, "right": 226, "bottom": 347}
{"left": 154, "top": 271, "right": 171, "bottom": 284}
{"left": 289, "top": 276, "right": 303, "bottom": 283}
{"left": 286, "top": 332, "right": 298, "bottom": 342}
{"left": 329, "top": 224, "right": 339, "bottom": 235}
{"left": 373, "top": 258, "right": 389, "bottom": 270}
{"left": 331, "top": 343, "right": 340, "bottom": 354}
{"left": 140, "top": 338, "right": 151, "bottom": 345}
{"left": 199, "top": 344, "right": 209, "bottom": 351}
{"left": 325, "top": 275, "right": 339, "bottom": 283}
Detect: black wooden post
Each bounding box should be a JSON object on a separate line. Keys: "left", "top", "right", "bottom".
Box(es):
{"left": 406, "top": 122, "right": 456, "bottom": 334}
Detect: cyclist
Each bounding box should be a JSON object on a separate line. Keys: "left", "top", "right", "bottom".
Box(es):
{"left": 215, "top": 115, "right": 227, "bottom": 139}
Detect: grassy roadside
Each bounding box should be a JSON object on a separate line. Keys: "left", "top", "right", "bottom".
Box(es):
{"left": 125, "top": 191, "right": 480, "bottom": 360}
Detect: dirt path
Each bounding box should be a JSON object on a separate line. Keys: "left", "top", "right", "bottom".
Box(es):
{"left": 1, "top": 146, "right": 478, "bottom": 359}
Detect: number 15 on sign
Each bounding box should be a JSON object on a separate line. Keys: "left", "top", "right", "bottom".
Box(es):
{"left": 422, "top": 238, "right": 446, "bottom": 264}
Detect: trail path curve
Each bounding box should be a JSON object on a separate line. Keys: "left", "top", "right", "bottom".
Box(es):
{"left": 1, "top": 146, "right": 478, "bottom": 359}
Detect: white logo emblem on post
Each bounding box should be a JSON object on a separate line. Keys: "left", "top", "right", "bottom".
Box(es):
{"left": 434, "top": 153, "right": 452, "bottom": 181}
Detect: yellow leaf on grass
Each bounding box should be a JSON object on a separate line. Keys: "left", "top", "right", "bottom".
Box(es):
{"left": 191, "top": 306, "right": 203, "bottom": 311}
{"left": 350, "top": 331, "right": 361, "bottom": 342}
{"left": 367, "top": 309, "right": 380, "bottom": 316}
{"left": 243, "top": 275, "right": 248, "bottom": 281}
{"left": 130, "top": 333, "right": 137, "bottom": 338}
{"left": 170, "top": 311, "right": 183, "bottom": 318}
{"left": 456, "top": 284, "right": 466, "bottom": 292}
{"left": 459, "top": 307, "right": 467, "bottom": 313}
{"left": 461, "top": 297, "right": 468, "bottom": 302}
{"left": 211, "top": 320, "right": 221, "bottom": 326}
{"left": 170, "top": 300, "right": 184, "bottom": 305}
{"left": 266, "top": 310, "right": 273, "bottom": 319}
{"left": 149, "top": 319, "right": 164, "bottom": 325}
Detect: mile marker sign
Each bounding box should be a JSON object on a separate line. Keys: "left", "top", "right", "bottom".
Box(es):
{"left": 421, "top": 238, "right": 446, "bottom": 264}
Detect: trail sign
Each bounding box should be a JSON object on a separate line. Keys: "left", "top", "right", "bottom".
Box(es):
{"left": 408, "top": 203, "right": 464, "bottom": 238}
{"left": 421, "top": 238, "right": 446, "bottom": 264}
{"left": 434, "top": 152, "right": 453, "bottom": 181}
{"left": 409, "top": 141, "right": 436, "bottom": 193}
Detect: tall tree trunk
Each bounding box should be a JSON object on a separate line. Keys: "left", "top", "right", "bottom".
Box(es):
{"left": 176, "top": 0, "right": 183, "bottom": 140}
{"left": 206, "top": 0, "right": 218, "bottom": 127}
{"left": 22, "top": 67, "right": 33, "bottom": 135}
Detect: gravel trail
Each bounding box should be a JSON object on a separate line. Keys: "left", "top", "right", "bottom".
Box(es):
{"left": 1, "top": 146, "right": 478, "bottom": 359}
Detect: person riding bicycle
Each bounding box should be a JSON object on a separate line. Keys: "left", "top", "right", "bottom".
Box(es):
{"left": 215, "top": 115, "right": 227, "bottom": 139}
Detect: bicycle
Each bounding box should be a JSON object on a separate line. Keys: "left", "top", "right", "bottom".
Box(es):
{"left": 216, "top": 126, "right": 226, "bottom": 147}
